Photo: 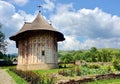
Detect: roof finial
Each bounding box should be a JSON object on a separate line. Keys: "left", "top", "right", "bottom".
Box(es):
{"left": 24, "top": 17, "right": 26, "bottom": 23}
{"left": 49, "top": 20, "right": 52, "bottom": 25}
{"left": 38, "top": 5, "right": 42, "bottom": 13}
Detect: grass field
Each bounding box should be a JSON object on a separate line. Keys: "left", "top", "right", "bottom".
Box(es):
{"left": 33, "top": 68, "right": 61, "bottom": 75}
{"left": 2, "top": 66, "right": 27, "bottom": 84}
{"left": 6, "top": 69, "right": 27, "bottom": 84}
{"left": 87, "top": 78, "right": 120, "bottom": 84}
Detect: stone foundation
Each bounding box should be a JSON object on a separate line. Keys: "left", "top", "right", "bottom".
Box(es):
{"left": 17, "top": 63, "right": 58, "bottom": 71}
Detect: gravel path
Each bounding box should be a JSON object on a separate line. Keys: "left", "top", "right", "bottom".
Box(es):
{"left": 0, "top": 68, "right": 16, "bottom": 84}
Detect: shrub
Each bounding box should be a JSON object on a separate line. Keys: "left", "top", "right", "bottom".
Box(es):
{"left": 88, "top": 64, "right": 100, "bottom": 69}
{"left": 45, "top": 74, "right": 56, "bottom": 84}
{"left": 69, "top": 68, "right": 75, "bottom": 76}
{"left": 9, "top": 68, "right": 56, "bottom": 84}
{"left": 58, "top": 69, "right": 68, "bottom": 76}
{"left": 113, "top": 59, "right": 120, "bottom": 71}
{"left": 58, "top": 64, "right": 63, "bottom": 68}
{"left": 76, "top": 67, "right": 81, "bottom": 76}
{"left": 82, "top": 63, "right": 88, "bottom": 68}
{"left": 108, "top": 66, "right": 112, "bottom": 73}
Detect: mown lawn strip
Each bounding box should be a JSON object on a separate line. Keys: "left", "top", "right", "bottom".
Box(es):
{"left": 7, "top": 69, "right": 27, "bottom": 84}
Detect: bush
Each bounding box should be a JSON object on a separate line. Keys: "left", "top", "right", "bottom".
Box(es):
{"left": 82, "top": 63, "right": 88, "bottom": 67}
{"left": 113, "top": 59, "right": 120, "bottom": 71}
{"left": 88, "top": 64, "right": 100, "bottom": 69}
{"left": 76, "top": 67, "right": 81, "bottom": 76}
{"left": 58, "top": 69, "right": 69, "bottom": 76}
{"left": 0, "top": 60, "right": 13, "bottom": 66}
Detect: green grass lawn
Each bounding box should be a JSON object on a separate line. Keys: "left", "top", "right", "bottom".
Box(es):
{"left": 33, "top": 66, "right": 74, "bottom": 76}
{"left": 6, "top": 69, "right": 27, "bottom": 84}
{"left": 86, "top": 78, "right": 120, "bottom": 84}
{"left": 33, "top": 68, "right": 60, "bottom": 75}
{"left": 2, "top": 66, "right": 16, "bottom": 69}
{"left": 1, "top": 66, "right": 27, "bottom": 84}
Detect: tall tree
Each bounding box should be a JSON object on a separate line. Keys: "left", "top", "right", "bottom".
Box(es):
{"left": 97, "top": 51, "right": 102, "bottom": 62}
{"left": 60, "top": 53, "right": 73, "bottom": 67}
{"left": 90, "top": 47, "right": 97, "bottom": 53}
{"left": 101, "top": 49, "right": 108, "bottom": 62}
{"left": 60, "top": 54, "right": 73, "bottom": 63}
{"left": 90, "top": 47, "right": 98, "bottom": 62}
{"left": 0, "top": 24, "right": 7, "bottom": 54}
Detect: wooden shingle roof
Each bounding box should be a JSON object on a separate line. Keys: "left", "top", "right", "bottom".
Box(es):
{"left": 9, "top": 13, "right": 65, "bottom": 41}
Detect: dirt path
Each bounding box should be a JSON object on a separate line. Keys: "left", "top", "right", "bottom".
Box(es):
{"left": 0, "top": 68, "right": 16, "bottom": 84}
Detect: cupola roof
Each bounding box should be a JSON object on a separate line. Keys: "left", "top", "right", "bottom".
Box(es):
{"left": 9, "top": 13, "right": 65, "bottom": 41}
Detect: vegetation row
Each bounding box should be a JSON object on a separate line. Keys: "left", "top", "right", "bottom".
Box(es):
{"left": 58, "top": 64, "right": 111, "bottom": 77}
{"left": 9, "top": 68, "right": 56, "bottom": 84}
{"left": 57, "top": 72, "right": 120, "bottom": 84}
{"left": 59, "top": 47, "right": 120, "bottom": 63}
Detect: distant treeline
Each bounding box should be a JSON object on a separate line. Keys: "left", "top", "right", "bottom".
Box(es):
{"left": 0, "top": 51, "right": 17, "bottom": 66}
{"left": 58, "top": 47, "right": 120, "bottom": 63}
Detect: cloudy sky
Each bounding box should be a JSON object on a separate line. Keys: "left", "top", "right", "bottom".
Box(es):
{"left": 0, "top": 0, "right": 120, "bottom": 54}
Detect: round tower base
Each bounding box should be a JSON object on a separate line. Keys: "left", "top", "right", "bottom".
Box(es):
{"left": 17, "top": 63, "right": 58, "bottom": 71}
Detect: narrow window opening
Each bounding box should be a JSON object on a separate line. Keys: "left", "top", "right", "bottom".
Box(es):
{"left": 42, "top": 50, "right": 45, "bottom": 56}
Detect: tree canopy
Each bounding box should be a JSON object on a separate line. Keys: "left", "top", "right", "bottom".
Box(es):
{"left": 0, "top": 23, "right": 7, "bottom": 54}
{"left": 59, "top": 47, "right": 120, "bottom": 63}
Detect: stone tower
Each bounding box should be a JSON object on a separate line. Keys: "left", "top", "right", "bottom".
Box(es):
{"left": 9, "top": 13, "right": 65, "bottom": 70}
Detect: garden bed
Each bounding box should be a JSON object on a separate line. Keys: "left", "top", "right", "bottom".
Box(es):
{"left": 8, "top": 64, "right": 120, "bottom": 84}
{"left": 57, "top": 72, "right": 120, "bottom": 84}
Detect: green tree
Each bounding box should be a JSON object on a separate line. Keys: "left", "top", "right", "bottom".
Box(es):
{"left": 83, "top": 52, "right": 91, "bottom": 62}
{"left": 90, "top": 47, "right": 98, "bottom": 62}
{"left": 115, "top": 50, "right": 120, "bottom": 59}
{"left": 60, "top": 54, "right": 73, "bottom": 63}
{"left": 101, "top": 49, "right": 112, "bottom": 62}
{"left": 74, "top": 53, "right": 81, "bottom": 61}
{"left": 73, "top": 51, "right": 83, "bottom": 61}
{"left": 0, "top": 51, "right": 4, "bottom": 59}
{"left": 113, "top": 58, "right": 120, "bottom": 71}
{"left": 90, "top": 47, "right": 97, "bottom": 53}
{"left": 60, "top": 53, "right": 73, "bottom": 67}
{"left": 0, "top": 24, "right": 7, "bottom": 54}
{"left": 97, "top": 51, "right": 102, "bottom": 62}
{"left": 107, "top": 50, "right": 113, "bottom": 62}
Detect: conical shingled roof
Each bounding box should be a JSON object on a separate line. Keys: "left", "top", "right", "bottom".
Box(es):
{"left": 9, "top": 13, "right": 65, "bottom": 41}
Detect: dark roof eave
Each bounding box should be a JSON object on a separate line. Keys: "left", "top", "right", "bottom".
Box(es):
{"left": 9, "top": 30, "right": 65, "bottom": 41}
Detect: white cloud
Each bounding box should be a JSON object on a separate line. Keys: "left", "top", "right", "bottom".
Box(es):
{"left": 59, "top": 36, "right": 120, "bottom": 50}
{"left": 13, "top": 0, "right": 29, "bottom": 6}
{"left": 56, "top": 3, "right": 74, "bottom": 14}
{"left": 0, "top": 1, "right": 35, "bottom": 35}
{"left": 1, "top": 1, "right": 120, "bottom": 53}
{"left": 52, "top": 7, "right": 120, "bottom": 38}
{"left": 6, "top": 39, "right": 18, "bottom": 54}
{"left": 42, "top": 0, "right": 55, "bottom": 11}
{"left": 51, "top": 4, "right": 120, "bottom": 50}
{"left": 0, "top": 1, "right": 35, "bottom": 53}
{"left": 81, "top": 38, "right": 120, "bottom": 49}
{"left": 0, "top": 1, "right": 15, "bottom": 20}
{"left": 59, "top": 35, "right": 81, "bottom": 50}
